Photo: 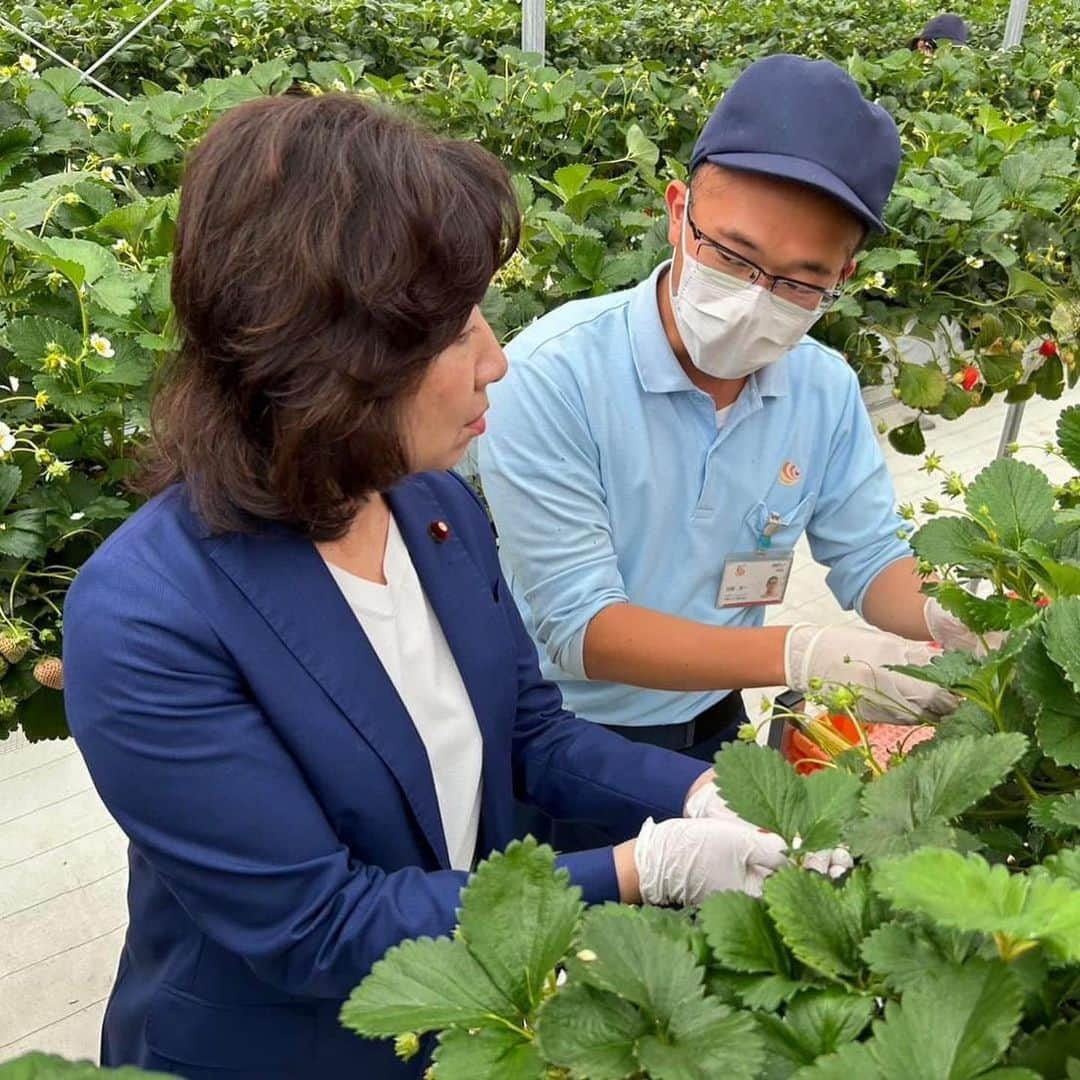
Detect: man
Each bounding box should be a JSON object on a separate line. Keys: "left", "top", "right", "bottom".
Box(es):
{"left": 910, "top": 13, "right": 970, "bottom": 53}
{"left": 478, "top": 56, "right": 967, "bottom": 847}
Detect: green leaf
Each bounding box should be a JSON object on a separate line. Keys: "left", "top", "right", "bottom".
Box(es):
{"left": 570, "top": 904, "right": 704, "bottom": 1019}
{"left": 888, "top": 419, "right": 925, "bottom": 456}
{"left": 536, "top": 984, "right": 647, "bottom": 1080}
{"left": 1009, "top": 1021, "right": 1080, "bottom": 1077}
{"left": 552, "top": 163, "right": 592, "bottom": 201}
{"left": 847, "top": 734, "right": 1027, "bottom": 860}
{"left": 857, "top": 248, "right": 920, "bottom": 273}
{"left": 910, "top": 516, "right": 993, "bottom": 571}
{"left": 1016, "top": 631, "right": 1080, "bottom": 767}
{"left": 712, "top": 743, "right": 857, "bottom": 850}
{"left": 4, "top": 317, "right": 82, "bottom": 364}
{"left": 625, "top": 123, "right": 660, "bottom": 170}
{"left": 432, "top": 1026, "right": 544, "bottom": 1080}
{"left": 1058, "top": 405, "right": 1080, "bottom": 472}
{"left": 861, "top": 923, "right": 975, "bottom": 994}
{"left": 763, "top": 867, "right": 882, "bottom": 981}
{"left": 932, "top": 582, "right": 1012, "bottom": 633}
{"left": 635, "top": 995, "right": 764, "bottom": 1080}
{"left": 339, "top": 936, "right": 514, "bottom": 1037}
{"left": 716, "top": 972, "right": 808, "bottom": 1011}
{"left": 0, "top": 464, "right": 23, "bottom": 515}
{"left": 868, "top": 963, "right": 1025, "bottom": 1079}
{"left": 1007, "top": 267, "right": 1053, "bottom": 298}
{"left": 1045, "top": 598, "right": 1080, "bottom": 694}
{"left": 800, "top": 769, "right": 863, "bottom": 851}
{"left": 0, "top": 508, "right": 47, "bottom": 559}
{"left": 757, "top": 990, "right": 873, "bottom": 1073}
{"left": 875, "top": 849, "right": 1080, "bottom": 963}
{"left": 897, "top": 361, "right": 947, "bottom": 409}
{"left": 698, "top": 891, "right": 791, "bottom": 975}
{"left": 888, "top": 648, "right": 980, "bottom": 690}
{"left": 713, "top": 743, "right": 802, "bottom": 838}
{"left": 456, "top": 838, "right": 583, "bottom": 1015}
{"left": 965, "top": 458, "right": 1056, "bottom": 550}
{"left": 0, "top": 1051, "right": 176, "bottom": 1077}
{"left": 1001, "top": 152, "right": 1043, "bottom": 196}
{"left": 44, "top": 238, "right": 117, "bottom": 286}
{"left": 795, "top": 1038, "right": 881, "bottom": 1078}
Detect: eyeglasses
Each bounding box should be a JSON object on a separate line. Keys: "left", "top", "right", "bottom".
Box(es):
{"left": 685, "top": 201, "right": 844, "bottom": 312}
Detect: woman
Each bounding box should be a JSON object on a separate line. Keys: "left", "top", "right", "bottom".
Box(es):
{"left": 64, "top": 93, "right": 796, "bottom": 1078}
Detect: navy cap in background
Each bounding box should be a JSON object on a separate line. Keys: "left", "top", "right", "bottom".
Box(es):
{"left": 912, "top": 13, "right": 971, "bottom": 48}
{"left": 689, "top": 54, "right": 902, "bottom": 234}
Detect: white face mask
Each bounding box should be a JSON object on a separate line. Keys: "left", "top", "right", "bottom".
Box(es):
{"left": 669, "top": 212, "right": 827, "bottom": 380}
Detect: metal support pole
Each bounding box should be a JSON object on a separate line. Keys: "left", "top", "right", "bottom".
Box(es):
{"left": 0, "top": 16, "right": 126, "bottom": 100}
{"left": 522, "top": 0, "right": 546, "bottom": 57}
{"left": 996, "top": 400, "right": 1027, "bottom": 458}
{"left": 81, "top": 0, "right": 177, "bottom": 79}
{"left": 994, "top": 0, "right": 1032, "bottom": 457}
{"left": 1002, "top": 0, "right": 1031, "bottom": 49}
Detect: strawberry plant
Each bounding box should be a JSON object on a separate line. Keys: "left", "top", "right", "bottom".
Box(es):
{"left": 0, "top": 1053, "right": 175, "bottom": 1077}
{"left": 1, "top": 7, "right": 1077, "bottom": 744}
{"left": 341, "top": 406, "right": 1080, "bottom": 1077}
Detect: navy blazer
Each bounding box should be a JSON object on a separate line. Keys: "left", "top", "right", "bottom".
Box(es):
{"left": 63, "top": 471, "right": 702, "bottom": 1079}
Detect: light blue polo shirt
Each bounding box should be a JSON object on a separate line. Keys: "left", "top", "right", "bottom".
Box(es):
{"left": 477, "top": 261, "right": 909, "bottom": 729}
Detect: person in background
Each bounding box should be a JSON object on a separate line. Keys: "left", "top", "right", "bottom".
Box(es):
{"left": 478, "top": 55, "right": 971, "bottom": 852}
{"left": 910, "top": 13, "right": 971, "bottom": 53}
{"left": 63, "top": 93, "right": 843, "bottom": 1080}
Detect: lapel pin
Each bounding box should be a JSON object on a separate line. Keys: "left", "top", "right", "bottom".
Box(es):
{"left": 428, "top": 519, "right": 451, "bottom": 543}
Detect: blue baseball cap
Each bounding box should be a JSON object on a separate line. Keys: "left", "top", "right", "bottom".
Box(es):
{"left": 689, "top": 55, "right": 902, "bottom": 234}
{"left": 912, "top": 13, "right": 970, "bottom": 48}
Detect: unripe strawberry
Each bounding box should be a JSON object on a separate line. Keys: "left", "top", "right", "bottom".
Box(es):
{"left": 0, "top": 633, "right": 30, "bottom": 664}
{"left": 33, "top": 656, "right": 63, "bottom": 691}
{"left": 0, "top": 657, "right": 8, "bottom": 679}
{"left": 1039, "top": 339, "right": 1059, "bottom": 358}
{"left": 0, "top": 697, "right": 16, "bottom": 720}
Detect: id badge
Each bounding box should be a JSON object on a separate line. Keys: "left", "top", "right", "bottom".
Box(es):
{"left": 718, "top": 550, "right": 794, "bottom": 608}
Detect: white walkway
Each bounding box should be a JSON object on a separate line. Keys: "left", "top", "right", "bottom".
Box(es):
{"left": 0, "top": 388, "right": 1075, "bottom": 1065}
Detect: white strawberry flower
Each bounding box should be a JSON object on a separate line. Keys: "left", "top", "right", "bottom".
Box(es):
{"left": 17, "top": 54, "right": 37, "bottom": 74}
{"left": 0, "top": 422, "right": 16, "bottom": 454}
{"left": 70, "top": 511, "right": 86, "bottom": 521}
{"left": 89, "top": 333, "right": 115, "bottom": 359}
{"left": 331, "top": 79, "right": 347, "bottom": 92}
{"left": 100, "top": 165, "right": 117, "bottom": 183}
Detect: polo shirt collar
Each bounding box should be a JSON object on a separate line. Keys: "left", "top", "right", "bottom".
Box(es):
{"left": 629, "top": 260, "right": 790, "bottom": 399}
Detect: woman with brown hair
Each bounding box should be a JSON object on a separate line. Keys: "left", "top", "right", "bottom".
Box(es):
{"left": 63, "top": 92, "right": 804, "bottom": 1078}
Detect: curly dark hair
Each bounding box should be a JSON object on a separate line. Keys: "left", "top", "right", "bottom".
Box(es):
{"left": 137, "top": 91, "right": 519, "bottom": 538}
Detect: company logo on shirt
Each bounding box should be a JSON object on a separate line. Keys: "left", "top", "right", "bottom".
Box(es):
{"left": 779, "top": 461, "right": 802, "bottom": 486}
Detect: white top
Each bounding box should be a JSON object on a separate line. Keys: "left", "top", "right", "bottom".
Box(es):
{"left": 715, "top": 403, "right": 735, "bottom": 428}
{"left": 324, "top": 518, "right": 483, "bottom": 871}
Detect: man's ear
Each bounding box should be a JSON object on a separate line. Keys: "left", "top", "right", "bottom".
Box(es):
{"left": 840, "top": 258, "right": 858, "bottom": 284}
{"left": 665, "top": 180, "right": 687, "bottom": 248}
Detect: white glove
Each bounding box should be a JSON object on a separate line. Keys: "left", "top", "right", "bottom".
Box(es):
{"left": 785, "top": 623, "right": 956, "bottom": 726}
{"left": 924, "top": 596, "right": 1005, "bottom": 657}
{"left": 634, "top": 816, "right": 788, "bottom": 905}
{"left": 684, "top": 784, "right": 853, "bottom": 881}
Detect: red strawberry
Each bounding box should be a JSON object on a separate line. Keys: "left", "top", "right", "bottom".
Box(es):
{"left": 961, "top": 365, "right": 980, "bottom": 391}
{"left": 1039, "top": 339, "right": 1059, "bottom": 358}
